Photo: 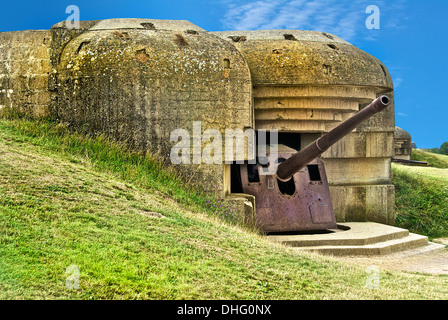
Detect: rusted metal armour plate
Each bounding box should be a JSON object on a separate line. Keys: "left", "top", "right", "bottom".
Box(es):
{"left": 241, "top": 157, "right": 337, "bottom": 232}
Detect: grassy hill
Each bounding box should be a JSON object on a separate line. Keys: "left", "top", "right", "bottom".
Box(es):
{"left": 393, "top": 150, "right": 448, "bottom": 239}
{"left": 1, "top": 119, "right": 448, "bottom": 300}
{"left": 411, "top": 149, "right": 448, "bottom": 168}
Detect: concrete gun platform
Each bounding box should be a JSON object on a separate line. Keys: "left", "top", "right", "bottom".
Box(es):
{"left": 267, "top": 222, "right": 446, "bottom": 256}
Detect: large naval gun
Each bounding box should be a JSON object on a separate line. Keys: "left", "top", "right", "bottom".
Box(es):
{"left": 238, "top": 95, "right": 391, "bottom": 233}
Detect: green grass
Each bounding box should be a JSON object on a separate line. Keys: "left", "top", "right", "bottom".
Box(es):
{"left": 411, "top": 149, "right": 448, "bottom": 168}
{"left": 1, "top": 119, "right": 448, "bottom": 299}
{"left": 392, "top": 163, "right": 448, "bottom": 239}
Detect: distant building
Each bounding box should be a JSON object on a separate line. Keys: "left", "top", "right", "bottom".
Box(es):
{"left": 394, "top": 127, "right": 412, "bottom": 160}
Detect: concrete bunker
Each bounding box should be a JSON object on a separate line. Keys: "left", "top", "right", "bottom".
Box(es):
{"left": 51, "top": 19, "right": 253, "bottom": 198}
{"left": 214, "top": 30, "right": 395, "bottom": 226}
{"left": 0, "top": 19, "right": 397, "bottom": 229}
{"left": 394, "top": 126, "right": 412, "bottom": 161}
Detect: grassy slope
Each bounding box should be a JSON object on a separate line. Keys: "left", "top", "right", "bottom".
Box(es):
{"left": 392, "top": 161, "right": 448, "bottom": 239}
{"left": 411, "top": 149, "right": 448, "bottom": 169}
{"left": 1, "top": 120, "right": 448, "bottom": 300}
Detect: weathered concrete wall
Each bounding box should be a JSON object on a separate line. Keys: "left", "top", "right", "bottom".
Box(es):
{"left": 214, "top": 30, "right": 395, "bottom": 225}
{"left": 53, "top": 19, "right": 253, "bottom": 197}
{"left": 0, "top": 30, "right": 51, "bottom": 118}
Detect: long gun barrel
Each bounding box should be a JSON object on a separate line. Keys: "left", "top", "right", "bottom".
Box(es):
{"left": 276, "top": 95, "right": 391, "bottom": 182}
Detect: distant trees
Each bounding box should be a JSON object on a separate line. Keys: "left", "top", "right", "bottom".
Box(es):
{"left": 441, "top": 142, "right": 448, "bottom": 155}
{"left": 426, "top": 142, "right": 448, "bottom": 155}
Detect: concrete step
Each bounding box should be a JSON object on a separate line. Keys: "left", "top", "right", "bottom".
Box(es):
{"left": 387, "top": 241, "right": 446, "bottom": 258}
{"left": 267, "top": 222, "right": 409, "bottom": 247}
{"left": 293, "top": 233, "right": 430, "bottom": 256}
{"left": 267, "top": 222, "right": 442, "bottom": 256}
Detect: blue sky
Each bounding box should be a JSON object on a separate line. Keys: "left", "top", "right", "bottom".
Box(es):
{"left": 0, "top": 0, "right": 446, "bottom": 148}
